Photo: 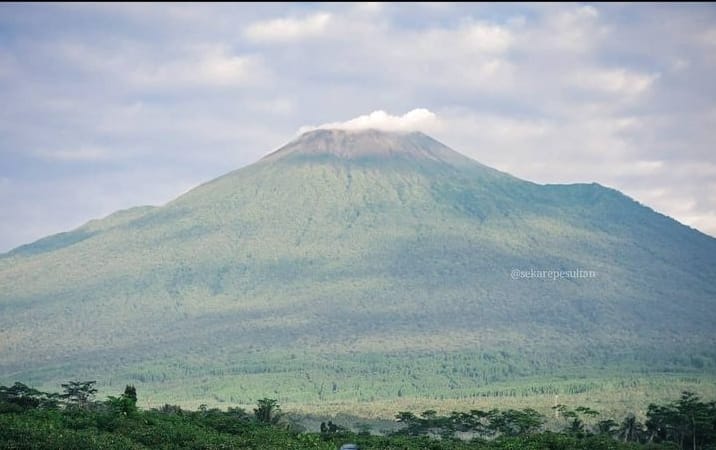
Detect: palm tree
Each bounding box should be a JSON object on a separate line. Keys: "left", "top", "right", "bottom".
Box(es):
{"left": 618, "top": 413, "right": 643, "bottom": 443}
{"left": 254, "top": 398, "right": 282, "bottom": 424}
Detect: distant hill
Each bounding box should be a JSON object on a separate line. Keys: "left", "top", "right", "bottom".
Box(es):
{"left": 1, "top": 129, "right": 715, "bottom": 408}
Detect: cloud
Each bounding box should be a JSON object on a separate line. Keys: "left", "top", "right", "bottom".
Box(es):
{"left": 1, "top": 3, "right": 716, "bottom": 250}
{"left": 298, "top": 109, "right": 440, "bottom": 134}
{"left": 183, "top": 50, "right": 263, "bottom": 87}
{"left": 570, "top": 68, "right": 660, "bottom": 97}
{"left": 352, "top": 3, "right": 384, "bottom": 14}
{"left": 123, "top": 47, "right": 269, "bottom": 89}
{"left": 51, "top": 40, "right": 267, "bottom": 89}
{"left": 460, "top": 22, "right": 513, "bottom": 53}
{"left": 536, "top": 4, "right": 606, "bottom": 53}
{"left": 703, "top": 27, "right": 716, "bottom": 46}
{"left": 245, "top": 12, "right": 332, "bottom": 42}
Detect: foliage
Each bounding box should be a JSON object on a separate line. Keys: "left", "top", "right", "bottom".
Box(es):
{"left": 0, "top": 382, "right": 59, "bottom": 412}
{"left": 106, "top": 385, "right": 138, "bottom": 417}
{"left": 1, "top": 382, "right": 712, "bottom": 449}
{"left": 254, "top": 397, "right": 283, "bottom": 424}
{"left": 393, "top": 407, "right": 543, "bottom": 440}
{"left": 617, "top": 414, "right": 645, "bottom": 443}
{"left": 60, "top": 380, "right": 97, "bottom": 409}
{"left": 646, "top": 391, "right": 716, "bottom": 449}
{"left": 553, "top": 404, "right": 600, "bottom": 436}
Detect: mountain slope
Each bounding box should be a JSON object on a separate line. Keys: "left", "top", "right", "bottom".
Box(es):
{"left": 1, "top": 129, "right": 715, "bottom": 407}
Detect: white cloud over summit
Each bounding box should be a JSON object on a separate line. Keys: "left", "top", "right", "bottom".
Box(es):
{"left": 298, "top": 109, "right": 440, "bottom": 134}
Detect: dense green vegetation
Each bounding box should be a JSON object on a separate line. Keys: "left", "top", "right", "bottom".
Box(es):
{"left": 3, "top": 381, "right": 715, "bottom": 449}
{"left": 2, "top": 129, "right": 715, "bottom": 413}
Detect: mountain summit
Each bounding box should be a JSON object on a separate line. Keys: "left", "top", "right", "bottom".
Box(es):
{"left": 262, "top": 129, "right": 473, "bottom": 164}
{"left": 1, "top": 129, "right": 715, "bottom": 406}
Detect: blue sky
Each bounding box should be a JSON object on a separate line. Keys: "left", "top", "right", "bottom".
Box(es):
{"left": 1, "top": 3, "right": 715, "bottom": 251}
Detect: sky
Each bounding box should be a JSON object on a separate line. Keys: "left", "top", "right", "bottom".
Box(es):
{"left": 1, "top": 3, "right": 715, "bottom": 252}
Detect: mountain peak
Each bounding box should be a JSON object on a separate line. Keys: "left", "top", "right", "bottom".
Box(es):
{"left": 261, "top": 128, "right": 469, "bottom": 164}
{"left": 3, "top": 124, "right": 716, "bottom": 414}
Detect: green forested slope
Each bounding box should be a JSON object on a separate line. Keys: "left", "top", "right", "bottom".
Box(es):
{"left": 1, "top": 129, "right": 715, "bottom": 410}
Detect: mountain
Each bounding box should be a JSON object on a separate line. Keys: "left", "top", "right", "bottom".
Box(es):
{"left": 1, "top": 129, "right": 715, "bottom": 409}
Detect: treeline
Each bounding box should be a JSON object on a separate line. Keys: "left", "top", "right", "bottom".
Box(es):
{"left": 1, "top": 381, "right": 715, "bottom": 449}
{"left": 393, "top": 393, "right": 716, "bottom": 448}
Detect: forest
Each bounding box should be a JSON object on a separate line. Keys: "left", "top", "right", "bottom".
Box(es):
{"left": 2, "top": 380, "right": 715, "bottom": 449}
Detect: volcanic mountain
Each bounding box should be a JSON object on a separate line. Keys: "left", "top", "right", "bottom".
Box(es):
{"left": 1, "top": 129, "right": 715, "bottom": 406}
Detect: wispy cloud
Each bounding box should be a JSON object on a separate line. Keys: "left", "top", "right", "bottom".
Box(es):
{"left": 131, "top": 49, "right": 265, "bottom": 88}
{"left": 457, "top": 22, "right": 513, "bottom": 54}
{"left": 570, "top": 68, "right": 660, "bottom": 97}
{"left": 245, "top": 12, "right": 332, "bottom": 43}
{"left": 53, "top": 40, "right": 268, "bottom": 89}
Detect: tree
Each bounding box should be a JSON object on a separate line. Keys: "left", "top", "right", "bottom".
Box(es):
{"left": 157, "top": 403, "right": 183, "bottom": 415}
{"left": 419, "top": 409, "right": 451, "bottom": 438}
{"left": 488, "top": 408, "right": 543, "bottom": 437}
{"left": 647, "top": 402, "right": 682, "bottom": 445}
{"left": 553, "top": 404, "right": 599, "bottom": 436}
{"left": 254, "top": 398, "right": 282, "bottom": 424}
{"left": 393, "top": 410, "right": 449, "bottom": 438}
{"left": 459, "top": 409, "right": 494, "bottom": 437}
{"left": 123, "top": 385, "right": 137, "bottom": 403}
{"left": 596, "top": 418, "right": 619, "bottom": 436}
{"left": 676, "top": 391, "right": 713, "bottom": 450}
{"left": 646, "top": 391, "right": 716, "bottom": 449}
{"left": 60, "top": 380, "right": 97, "bottom": 409}
{"left": 617, "top": 413, "right": 644, "bottom": 443}
{"left": 106, "top": 385, "right": 138, "bottom": 417}
{"left": 0, "top": 382, "right": 58, "bottom": 411}
{"left": 395, "top": 411, "right": 423, "bottom": 436}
